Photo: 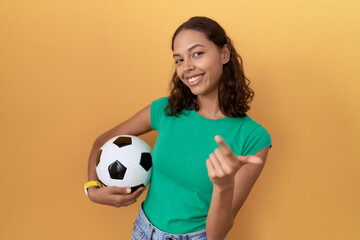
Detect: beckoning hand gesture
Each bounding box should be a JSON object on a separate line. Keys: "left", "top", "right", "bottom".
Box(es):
{"left": 206, "top": 135, "right": 263, "bottom": 186}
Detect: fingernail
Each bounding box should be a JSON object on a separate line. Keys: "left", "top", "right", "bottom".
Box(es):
{"left": 126, "top": 188, "right": 131, "bottom": 193}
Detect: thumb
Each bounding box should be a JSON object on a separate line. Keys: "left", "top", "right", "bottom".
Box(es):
{"left": 237, "top": 155, "right": 262, "bottom": 165}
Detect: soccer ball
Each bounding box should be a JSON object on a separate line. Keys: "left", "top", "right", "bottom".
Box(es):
{"left": 95, "top": 135, "right": 152, "bottom": 192}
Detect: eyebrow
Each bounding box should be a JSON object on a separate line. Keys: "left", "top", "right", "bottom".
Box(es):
{"left": 173, "top": 44, "right": 205, "bottom": 57}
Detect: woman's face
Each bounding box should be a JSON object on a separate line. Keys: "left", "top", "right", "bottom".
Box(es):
{"left": 172, "top": 29, "right": 229, "bottom": 97}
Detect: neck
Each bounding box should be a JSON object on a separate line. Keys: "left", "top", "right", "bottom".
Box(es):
{"left": 196, "top": 93, "right": 226, "bottom": 119}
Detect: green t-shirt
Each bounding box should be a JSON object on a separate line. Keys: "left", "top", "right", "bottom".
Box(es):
{"left": 142, "top": 96, "right": 272, "bottom": 234}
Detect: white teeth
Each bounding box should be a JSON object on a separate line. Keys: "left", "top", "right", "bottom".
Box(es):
{"left": 188, "top": 74, "right": 203, "bottom": 82}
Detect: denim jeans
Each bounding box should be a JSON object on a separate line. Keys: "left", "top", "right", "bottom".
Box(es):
{"left": 132, "top": 203, "right": 227, "bottom": 240}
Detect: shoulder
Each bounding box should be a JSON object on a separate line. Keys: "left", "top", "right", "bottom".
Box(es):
{"left": 150, "top": 96, "right": 169, "bottom": 130}
{"left": 228, "top": 114, "right": 265, "bottom": 134}
{"left": 229, "top": 114, "right": 271, "bottom": 144}
{"left": 240, "top": 114, "right": 272, "bottom": 155}
{"left": 242, "top": 114, "right": 266, "bottom": 130}
{"left": 151, "top": 96, "right": 169, "bottom": 111}
{"left": 151, "top": 96, "right": 169, "bottom": 109}
{"left": 152, "top": 96, "right": 168, "bottom": 104}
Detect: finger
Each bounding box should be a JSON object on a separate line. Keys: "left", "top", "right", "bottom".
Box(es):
{"left": 214, "top": 135, "right": 234, "bottom": 156}
{"left": 121, "top": 199, "right": 137, "bottom": 207}
{"left": 130, "top": 186, "right": 146, "bottom": 199}
{"left": 237, "top": 155, "right": 263, "bottom": 164}
{"left": 116, "top": 186, "right": 145, "bottom": 204}
{"left": 122, "top": 186, "right": 145, "bottom": 200}
{"left": 114, "top": 198, "right": 137, "bottom": 208}
{"left": 209, "top": 152, "right": 224, "bottom": 174}
{"left": 213, "top": 148, "right": 234, "bottom": 173}
{"left": 109, "top": 186, "right": 132, "bottom": 194}
{"left": 206, "top": 158, "right": 215, "bottom": 177}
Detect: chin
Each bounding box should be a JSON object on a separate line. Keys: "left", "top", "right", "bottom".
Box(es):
{"left": 189, "top": 90, "right": 201, "bottom": 96}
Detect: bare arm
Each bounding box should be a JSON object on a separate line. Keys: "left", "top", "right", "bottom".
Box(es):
{"left": 231, "top": 146, "right": 270, "bottom": 216}
{"left": 206, "top": 136, "right": 270, "bottom": 239}
{"left": 87, "top": 104, "right": 153, "bottom": 207}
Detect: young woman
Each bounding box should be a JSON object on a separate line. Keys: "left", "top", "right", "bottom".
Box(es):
{"left": 85, "top": 16, "right": 272, "bottom": 240}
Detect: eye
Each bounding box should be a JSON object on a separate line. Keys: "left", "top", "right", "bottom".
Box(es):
{"left": 193, "top": 52, "right": 204, "bottom": 57}
{"left": 175, "top": 59, "right": 183, "bottom": 64}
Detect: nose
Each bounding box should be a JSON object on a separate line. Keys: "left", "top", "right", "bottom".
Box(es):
{"left": 183, "top": 59, "right": 195, "bottom": 72}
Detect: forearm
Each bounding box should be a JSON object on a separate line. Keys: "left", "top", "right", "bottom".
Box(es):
{"left": 206, "top": 181, "right": 235, "bottom": 240}
{"left": 87, "top": 141, "right": 102, "bottom": 181}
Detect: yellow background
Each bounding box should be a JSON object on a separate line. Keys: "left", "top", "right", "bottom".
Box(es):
{"left": 1, "top": 0, "right": 359, "bottom": 239}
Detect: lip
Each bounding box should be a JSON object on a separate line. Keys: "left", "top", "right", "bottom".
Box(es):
{"left": 185, "top": 73, "right": 204, "bottom": 80}
{"left": 186, "top": 73, "right": 205, "bottom": 86}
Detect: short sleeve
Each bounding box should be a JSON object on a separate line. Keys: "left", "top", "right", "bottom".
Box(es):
{"left": 150, "top": 97, "right": 168, "bottom": 131}
{"left": 242, "top": 125, "right": 272, "bottom": 156}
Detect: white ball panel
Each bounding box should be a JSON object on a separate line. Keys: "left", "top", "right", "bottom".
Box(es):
{"left": 100, "top": 142, "right": 120, "bottom": 165}
{"left": 101, "top": 136, "right": 121, "bottom": 149}
{"left": 115, "top": 145, "right": 141, "bottom": 167}
{"left": 144, "top": 168, "right": 152, "bottom": 186}
{"left": 96, "top": 161, "right": 111, "bottom": 186}
{"left": 107, "top": 179, "right": 127, "bottom": 187}
{"left": 124, "top": 165, "right": 147, "bottom": 186}
{"left": 131, "top": 136, "right": 152, "bottom": 153}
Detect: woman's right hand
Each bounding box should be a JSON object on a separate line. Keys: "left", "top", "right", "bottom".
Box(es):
{"left": 87, "top": 186, "right": 146, "bottom": 208}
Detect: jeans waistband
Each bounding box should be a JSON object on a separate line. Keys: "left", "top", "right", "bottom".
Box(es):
{"left": 134, "top": 203, "right": 207, "bottom": 240}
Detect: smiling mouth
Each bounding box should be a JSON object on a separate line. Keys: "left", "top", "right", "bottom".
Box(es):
{"left": 187, "top": 74, "right": 204, "bottom": 85}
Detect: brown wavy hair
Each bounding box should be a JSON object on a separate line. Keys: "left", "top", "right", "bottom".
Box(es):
{"left": 165, "top": 16, "right": 254, "bottom": 118}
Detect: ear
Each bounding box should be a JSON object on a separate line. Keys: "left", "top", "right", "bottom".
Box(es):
{"left": 221, "top": 44, "right": 230, "bottom": 64}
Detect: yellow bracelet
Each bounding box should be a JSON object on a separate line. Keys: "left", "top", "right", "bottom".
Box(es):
{"left": 84, "top": 181, "right": 104, "bottom": 197}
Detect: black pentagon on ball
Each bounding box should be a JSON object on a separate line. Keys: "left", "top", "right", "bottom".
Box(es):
{"left": 140, "top": 152, "right": 152, "bottom": 171}
{"left": 108, "top": 160, "right": 127, "bottom": 179}
{"left": 113, "top": 136, "right": 132, "bottom": 148}
{"left": 131, "top": 184, "right": 145, "bottom": 193}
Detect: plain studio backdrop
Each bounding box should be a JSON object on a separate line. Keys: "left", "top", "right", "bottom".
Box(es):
{"left": 0, "top": 0, "right": 359, "bottom": 239}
